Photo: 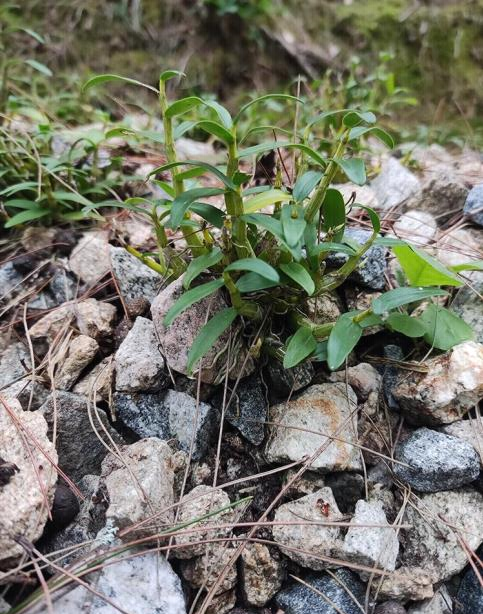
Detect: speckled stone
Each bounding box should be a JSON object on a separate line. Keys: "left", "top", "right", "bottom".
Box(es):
{"left": 463, "top": 184, "right": 483, "bottom": 226}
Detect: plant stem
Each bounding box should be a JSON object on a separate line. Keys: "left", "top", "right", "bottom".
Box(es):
{"left": 223, "top": 271, "right": 261, "bottom": 319}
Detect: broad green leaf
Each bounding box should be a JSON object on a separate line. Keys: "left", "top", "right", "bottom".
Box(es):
{"left": 168, "top": 187, "right": 225, "bottom": 229}
{"left": 282, "top": 214, "right": 306, "bottom": 247}
{"left": 5, "top": 207, "right": 50, "bottom": 228}
{"left": 226, "top": 258, "right": 279, "bottom": 282}
{"left": 385, "top": 313, "right": 427, "bottom": 337}
{"left": 148, "top": 160, "right": 236, "bottom": 190}
{"left": 194, "top": 120, "right": 234, "bottom": 144}
{"left": 327, "top": 314, "right": 363, "bottom": 370}
{"left": 52, "top": 191, "right": 92, "bottom": 206}
{"left": 313, "top": 340, "right": 328, "bottom": 362}
{"left": 450, "top": 260, "right": 483, "bottom": 273}
{"left": 202, "top": 100, "right": 233, "bottom": 129}
{"left": 284, "top": 327, "right": 317, "bottom": 369}
{"left": 4, "top": 199, "right": 38, "bottom": 210}
{"left": 187, "top": 307, "right": 238, "bottom": 373}
{"left": 374, "top": 237, "right": 407, "bottom": 247}
{"left": 372, "top": 286, "right": 449, "bottom": 315}
{"left": 243, "top": 189, "right": 290, "bottom": 213}
{"left": 25, "top": 59, "right": 52, "bottom": 77}
{"left": 176, "top": 167, "right": 207, "bottom": 181}
{"left": 241, "top": 213, "right": 284, "bottom": 240}
{"left": 160, "top": 69, "right": 185, "bottom": 82}
{"left": 315, "top": 242, "right": 357, "bottom": 256}
{"left": 343, "top": 110, "right": 377, "bottom": 127}
{"left": 354, "top": 205, "right": 381, "bottom": 234}
{"left": 393, "top": 244, "right": 463, "bottom": 287}
{"left": 165, "top": 96, "right": 203, "bottom": 119}
{"left": 82, "top": 74, "right": 158, "bottom": 94}
{"left": 419, "top": 304, "right": 473, "bottom": 350}
{"left": 174, "top": 120, "right": 197, "bottom": 139}
{"left": 322, "top": 188, "right": 346, "bottom": 242}
{"left": 190, "top": 203, "right": 225, "bottom": 229}
{"left": 234, "top": 94, "right": 302, "bottom": 124}
{"left": 184, "top": 248, "right": 223, "bottom": 289}
{"left": 236, "top": 272, "right": 279, "bottom": 293}
{"left": 348, "top": 126, "right": 394, "bottom": 148}
{"left": 292, "top": 170, "right": 322, "bottom": 202}
{"left": 163, "top": 279, "right": 225, "bottom": 326}
{"left": 279, "top": 262, "right": 315, "bottom": 295}
{"left": 333, "top": 158, "right": 366, "bottom": 185}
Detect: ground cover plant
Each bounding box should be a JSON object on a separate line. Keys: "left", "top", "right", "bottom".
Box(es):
{"left": 79, "top": 70, "right": 478, "bottom": 375}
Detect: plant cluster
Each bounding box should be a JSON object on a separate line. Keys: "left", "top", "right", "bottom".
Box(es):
{"left": 80, "top": 70, "right": 479, "bottom": 374}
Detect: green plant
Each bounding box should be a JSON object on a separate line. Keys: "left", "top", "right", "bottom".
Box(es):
{"left": 82, "top": 70, "right": 478, "bottom": 373}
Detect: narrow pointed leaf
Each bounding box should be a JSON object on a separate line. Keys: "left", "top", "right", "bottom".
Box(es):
{"left": 279, "top": 262, "right": 315, "bottom": 295}
{"left": 187, "top": 307, "right": 238, "bottom": 373}
{"left": 385, "top": 313, "right": 427, "bottom": 337}
{"left": 393, "top": 244, "right": 463, "bottom": 287}
{"left": 194, "top": 120, "right": 234, "bottom": 144}
{"left": 5, "top": 207, "right": 50, "bottom": 227}
{"left": 168, "top": 187, "right": 225, "bottom": 229}
{"left": 234, "top": 94, "right": 302, "bottom": 124}
{"left": 243, "top": 189, "right": 290, "bottom": 213}
{"left": 322, "top": 188, "right": 346, "bottom": 242}
{"left": 190, "top": 203, "right": 225, "bottom": 228}
{"left": 160, "top": 70, "right": 185, "bottom": 82}
{"left": 82, "top": 74, "right": 158, "bottom": 93}
{"left": 184, "top": 248, "right": 223, "bottom": 289}
{"left": 163, "top": 279, "right": 225, "bottom": 326}
{"left": 284, "top": 327, "right": 317, "bottom": 368}
{"left": 236, "top": 272, "right": 279, "bottom": 293}
{"left": 372, "top": 287, "right": 449, "bottom": 315}
{"left": 419, "top": 304, "right": 473, "bottom": 350}
{"left": 25, "top": 59, "right": 52, "bottom": 77}
{"left": 202, "top": 100, "right": 233, "bottom": 129}
{"left": 226, "top": 258, "right": 279, "bottom": 282}
{"left": 333, "top": 158, "right": 366, "bottom": 185}
{"left": 148, "top": 160, "right": 236, "bottom": 190}
{"left": 327, "top": 314, "right": 363, "bottom": 370}
{"left": 293, "top": 171, "right": 322, "bottom": 202}
{"left": 165, "top": 96, "right": 203, "bottom": 119}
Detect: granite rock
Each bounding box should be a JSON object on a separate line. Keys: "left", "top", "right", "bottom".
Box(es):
{"left": 463, "top": 184, "right": 483, "bottom": 226}
{"left": 110, "top": 246, "right": 161, "bottom": 303}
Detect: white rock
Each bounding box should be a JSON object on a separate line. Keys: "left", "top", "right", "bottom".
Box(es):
{"left": 115, "top": 316, "right": 166, "bottom": 392}
{"left": 0, "top": 397, "right": 58, "bottom": 563}
{"left": 55, "top": 334, "right": 99, "bottom": 389}
{"left": 436, "top": 227, "right": 481, "bottom": 270}
{"left": 174, "top": 485, "right": 235, "bottom": 559}
{"left": 265, "top": 383, "right": 362, "bottom": 472}
{"left": 328, "top": 362, "right": 381, "bottom": 401}
{"left": 110, "top": 246, "right": 161, "bottom": 304}
{"left": 29, "top": 304, "right": 74, "bottom": 343}
{"left": 402, "top": 488, "right": 483, "bottom": 583}
{"left": 75, "top": 298, "right": 117, "bottom": 340}
{"left": 100, "top": 438, "right": 175, "bottom": 539}
{"left": 69, "top": 232, "right": 111, "bottom": 285}
{"left": 272, "top": 488, "right": 345, "bottom": 570}
{"left": 0, "top": 342, "right": 31, "bottom": 388}
{"left": 343, "top": 499, "right": 399, "bottom": 572}
{"left": 408, "top": 585, "right": 452, "bottom": 614}
{"left": 73, "top": 357, "right": 114, "bottom": 401}
{"left": 440, "top": 416, "right": 483, "bottom": 462}
{"left": 393, "top": 341, "right": 483, "bottom": 425}
{"left": 377, "top": 566, "right": 435, "bottom": 601}
{"left": 393, "top": 210, "right": 437, "bottom": 245}
{"left": 371, "top": 157, "right": 421, "bottom": 210}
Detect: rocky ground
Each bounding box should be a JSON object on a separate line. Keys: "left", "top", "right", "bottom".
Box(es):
{"left": 0, "top": 141, "right": 483, "bottom": 614}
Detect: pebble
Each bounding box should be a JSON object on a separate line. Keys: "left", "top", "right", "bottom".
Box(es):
{"left": 393, "top": 210, "right": 437, "bottom": 245}
{"left": 75, "top": 298, "right": 117, "bottom": 340}
{"left": 0, "top": 342, "right": 31, "bottom": 389}
{"left": 68, "top": 232, "right": 111, "bottom": 285}
{"left": 265, "top": 359, "right": 314, "bottom": 398}
{"left": 415, "top": 173, "right": 468, "bottom": 223}
{"left": 408, "top": 585, "right": 452, "bottom": 614}
{"left": 240, "top": 541, "right": 284, "bottom": 607}
{"left": 221, "top": 376, "right": 267, "bottom": 445}
{"left": 110, "top": 246, "right": 161, "bottom": 303}
{"left": 463, "top": 183, "right": 483, "bottom": 226}
{"left": 371, "top": 157, "right": 421, "bottom": 210}
{"left": 54, "top": 334, "right": 99, "bottom": 390}
{"left": 454, "top": 545, "right": 483, "bottom": 613}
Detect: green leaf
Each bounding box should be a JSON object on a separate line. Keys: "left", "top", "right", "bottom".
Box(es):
{"left": 393, "top": 244, "right": 463, "bottom": 287}
{"left": 165, "top": 96, "right": 203, "bottom": 119}
{"left": 322, "top": 189, "right": 346, "bottom": 242}
{"left": 241, "top": 214, "right": 284, "bottom": 240}
{"left": 187, "top": 307, "right": 238, "bottom": 373}
{"left": 194, "top": 120, "right": 234, "bottom": 144}
{"left": 234, "top": 94, "right": 302, "bottom": 124}
{"left": 385, "top": 313, "right": 427, "bottom": 337}
{"left": 279, "top": 262, "right": 315, "bottom": 295}
{"left": 372, "top": 286, "right": 449, "bottom": 315}
{"left": 190, "top": 203, "right": 225, "bottom": 229}
{"left": 4, "top": 199, "right": 39, "bottom": 210}
{"left": 184, "top": 249, "right": 223, "bottom": 289}
{"left": 374, "top": 237, "right": 407, "bottom": 247}
{"left": 236, "top": 272, "right": 279, "bottom": 293}
{"left": 168, "top": 187, "right": 225, "bottom": 229}
{"left": 82, "top": 74, "right": 158, "bottom": 94}
{"left": 327, "top": 314, "right": 363, "bottom": 370}
{"left": 243, "top": 189, "right": 290, "bottom": 213}
{"left": 163, "top": 279, "right": 225, "bottom": 327}
{"left": 160, "top": 69, "right": 185, "bottom": 82}
{"left": 149, "top": 160, "right": 236, "bottom": 190}
{"left": 5, "top": 207, "right": 50, "bottom": 228}
{"left": 419, "top": 304, "right": 473, "bottom": 350}
{"left": 354, "top": 205, "right": 381, "bottom": 234}
{"left": 281, "top": 205, "right": 306, "bottom": 247}
{"left": 226, "top": 258, "right": 280, "bottom": 283}
{"left": 202, "top": 100, "right": 233, "bottom": 129}
{"left": 333, "top": 158, "right": 366, "bottom": 185}
{"left": 238, "top": 142, "right": 327, "bottom": 167}
{"left": 313, "top": 340, "right": 328, "bottom": 362}
{"left": 20, "top": 28, "right": 45, "bottom": 44}
{"left": 284, "top": 327, "right": 317, "bottom": 369}
{"left": 450, "top": 260, "right": 483, "bottom": 273}
{"left": 0, "top": 181, "right": 38, "bottom": 196}
{"left": 348, "top": 126, "right": 394, "bottom": 148}
{"left": 24, "top": 59, "right": 52, "bottom": 77}
{"left": 292, "top": 171, "right": 322, "bottom": 202}
{"left": 51, "top": 191, "right": 92, "bottom": 206}
{"left": 343, "top": 110, "right": 377, "bottom": 127}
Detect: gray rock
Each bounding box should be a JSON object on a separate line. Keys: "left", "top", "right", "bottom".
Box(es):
{"left": 272, "top": 488, "right": 345, "bottom": 570}
{"left": 114, "top": 391, "right": 171, "bottom": 440}
{"left": 402, "top": 488, "right": 483, "bottom": 583}
{"left": 115, "top": 316, "right": 167, "bottom": 392}
{"left": 69, "top": 232, "right": 111, "bottom": 285}
{"left": 454, "top": 546, "right": 483, "bottom": 613}
{"left": 326, "top": 227, "right": 387, "bottom": 290}
{"left": 392, "top": 341, "right": 483, "bottom": 425}
{"left": 75, "top": 298, "right": 117, "bottom": 340}
{"left": 266, "top": 383, "right": 362, "bottom": 472}
{"left": 73, "top": 357, "right": 114, "bottom": 402}
{"left": 100, "top": 438, "right": 175, "bottom": 538}
{"left": 0, "top": 342, "right": 31, "bottom": 388}
{"left": 275, "top": 568, "right": 366, "bottom": 614}
{"left": 31, "top": 550, "right": 186, "bottom": 614}
{"left": 375, "top": 603, "right": 407, "bottom": 614}
{"left": 464, "top": 184, "right": 483, "bottom": 226}
{"left": 343, "top": 499, "right": 399, "bottom": 571}
{"left": 166, "top": 389, "right": 217, "bottom": 460}
{"left": 393, "top": 210, "right": 437, "bottom": 245}
{"left": 40, "top": 391, "right": 123, "bottom": 481}
{"left": 378, "top": 566, "right": 435, "bottom": 601}
{"left": 54, "top": 334, "right": 99, "bottom": 390}
{"left": 180, "top": 543, "right": 238, "bottom": 595}
{"left": 0, "top": 597, "right": 9, "bottom": 613}
{"left": 222, "top": 377, "right": 267, "bottom": 445}
{"left": 240, "top": 541, "right": 284, "bottom": 606}
{"left": 371, "top": 157, "right": 421, "bottom": 210}
{"left": 110, "top": 246, "right": 161, "bottom": 303}
{"left": 451, "top": 279, "right": 483, "bottom": 343}
{"left": 0, "top": 397, "right": 58, "bottom": 564}
{"left": 2, "top": 378, "right": 49, "bottom": 410}
{"left": 440, "top": 417, "right": 483, "bottom": 462}
{"left": 382, "top": 344, "right": 404, "bottom": 410}
{"left": 394, "top": 428, "right": 481, "bottom": 492}
{"left": 415, "top": 173, "right": 468, "bottom": 223}
{"left": 265, "top": 359, "right": 314, "bottom": 398}
{"left": 408, "top": 585, "right": 452, "bottom": 614}
{"left": 49, "top": 267, "right": 78, "bottom": 304}
{"left": 0, "top": 261, "right": 24, "bottom": 299}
